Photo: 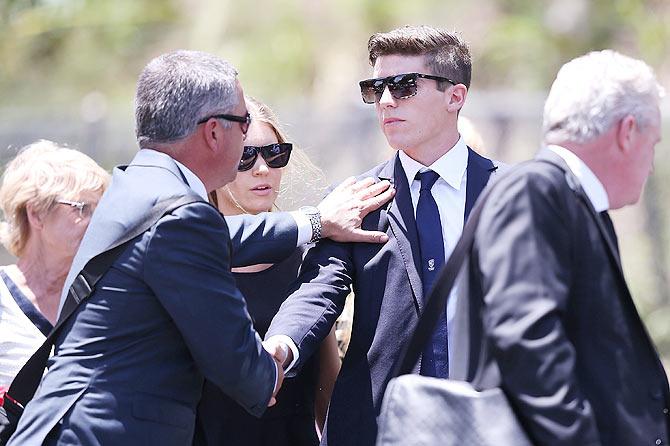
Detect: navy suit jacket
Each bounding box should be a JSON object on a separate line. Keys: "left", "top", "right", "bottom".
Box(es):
{"left": 8, "top": 150, "right": 299, "bottom": 446}
{"left": 266, "top": 149, "right": 499, "bottom": 446}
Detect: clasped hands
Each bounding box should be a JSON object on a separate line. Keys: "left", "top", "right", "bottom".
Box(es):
{"left": 262, "top": 339, "right": 293, "bottom": 407}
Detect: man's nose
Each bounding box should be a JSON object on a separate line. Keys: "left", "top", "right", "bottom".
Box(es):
{"left": 378, "top": 85, "right": 396, "bottom": 107}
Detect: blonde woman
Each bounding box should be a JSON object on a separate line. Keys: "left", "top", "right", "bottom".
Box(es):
{"left": 0, "top": 141, "right": 109, "bottom": 397}
{"left": 193, "top": 98, "right": 340, "bottom": 446}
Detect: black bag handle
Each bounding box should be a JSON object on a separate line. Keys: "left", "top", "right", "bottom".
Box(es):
{"left": 5, "top": 193, "right": 203, "bottom": 407}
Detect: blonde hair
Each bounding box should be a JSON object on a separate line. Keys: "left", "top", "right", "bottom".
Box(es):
{"left": 0, "top": 140, "right": 110, "bottom": 257}
{"left": 458, "top": 116, "right": 487, "bottom": 156}
{"left": 214, "top": 96, "right": 326, "bottom": 212}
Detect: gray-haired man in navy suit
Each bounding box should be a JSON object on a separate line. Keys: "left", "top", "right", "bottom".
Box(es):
{"left": 8, "top": 50, "right": 393, "bottom": 446}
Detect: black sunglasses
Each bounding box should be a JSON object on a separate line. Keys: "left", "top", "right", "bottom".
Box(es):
{"left": 239, "top": 143, "right": 292, "bottom": 172}
{"left": 197, "top": 112, "right": 252, "bottom": 135}
{"left": 358, "top": 72, "right": 456, "bottom": 104}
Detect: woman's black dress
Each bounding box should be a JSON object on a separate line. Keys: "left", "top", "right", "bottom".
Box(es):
{"left": 193, "top": 248, "right": 319, "bottom": 446}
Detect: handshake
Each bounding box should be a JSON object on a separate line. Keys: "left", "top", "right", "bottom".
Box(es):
{"left": 262, "top": 338, "right": 294, "bottom": 407}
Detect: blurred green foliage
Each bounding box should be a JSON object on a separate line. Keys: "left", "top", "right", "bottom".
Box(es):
{"left": 2, "top": 0, "right": 668, "bottom": 103}
{"left": 477, "top": 0, "right": 670, "bottom": 88}
{"left": 0, "top": 0, "right": 178, "bottom": 103}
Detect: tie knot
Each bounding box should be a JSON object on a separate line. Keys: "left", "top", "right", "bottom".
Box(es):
{"left": 417, "top": 170, "right": 440, "bottom": 191}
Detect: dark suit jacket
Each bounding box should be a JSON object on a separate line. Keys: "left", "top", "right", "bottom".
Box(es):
{"left": 450, "top": 149, "right": 670, "bottom": 446}
{"left": 8, "top": 150, "right": 299, "bottom": 446}
{"left": 267, "top": 149, "right": 499, "bottom": 446}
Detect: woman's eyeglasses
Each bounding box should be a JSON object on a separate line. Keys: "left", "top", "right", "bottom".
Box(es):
{"left": 358, "top": 72, "right": 456, "bottom": 104}
{"left": 239, "top": 143, "right": 292, "bottom": 172}
{"left": 57, "top": 199, "right": 93, "bottom": 218}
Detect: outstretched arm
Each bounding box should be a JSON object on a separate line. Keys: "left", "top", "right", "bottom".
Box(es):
{"left": 226, "top": 178, "right": 394, "bottom": 267}
{"left": 265, "top": 238, "right": 354, "bottom": 375}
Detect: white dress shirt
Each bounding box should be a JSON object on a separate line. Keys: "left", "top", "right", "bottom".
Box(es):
{"left": 275, "top": 138, "right": 471, "bottom": 373}
{"left": 398, "top": 137, "right": 469, "bottom": 367}
{"left": 546, "top": 145, "right": 610, "bottom": 211}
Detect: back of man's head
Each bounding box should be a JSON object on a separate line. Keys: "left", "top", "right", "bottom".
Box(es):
{"left": 135, "top": 50, "right": 239, "bottom": 148}
{"left": 367, "top": 25, "right": 471, "bottom": 89}
{"left": 542, "top": 50, "right": 664, "bottom": 146}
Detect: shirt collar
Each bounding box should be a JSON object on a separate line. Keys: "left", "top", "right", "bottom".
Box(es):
{"left": 547, "top": 145, "right": 609, "bottom": 212}
{"left": 138, "top": 149, "right": 209, "bottom": 201}
{"left": 398, "top": 136, "right": 469, "bottom": 190}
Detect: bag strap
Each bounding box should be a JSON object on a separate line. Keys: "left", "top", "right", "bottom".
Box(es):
{"left": 5, "top": 193, "right": 203, "bottom": 407}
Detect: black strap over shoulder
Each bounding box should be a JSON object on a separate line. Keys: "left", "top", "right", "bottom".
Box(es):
{"left": 5, "top": 193, "right": 203, "bottom": 407}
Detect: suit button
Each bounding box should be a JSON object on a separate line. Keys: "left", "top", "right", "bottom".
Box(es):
{"left": 664, "top": 408, "right": 669, "bottom": 415}
{"left": 655, "top": 439, "right": 662, "bottom": 445}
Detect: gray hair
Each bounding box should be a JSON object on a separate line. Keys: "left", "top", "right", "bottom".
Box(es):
{"left": 135, "top": 50, "right": 240, "bottom": 146}
{"left": 543, "top": 49, "right": 664, "bottom": 145}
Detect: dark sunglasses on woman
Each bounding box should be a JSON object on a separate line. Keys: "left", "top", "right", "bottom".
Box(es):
{"left": 239, "top": 143, "right": 292, "bottom": 172}
{"left": 358, "top": 72, "right": 456, "bottom": 104}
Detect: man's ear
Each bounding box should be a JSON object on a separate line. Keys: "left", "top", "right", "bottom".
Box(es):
{"left": 446, "top": 84, "right": 468, "bottom": 113}
{"left": 26, "top": 202, "right": 45, "bottom": 230}
{"left": 201, "top": 119, "right": 222, "bottom": 153}
{"left": 616, "top": 114, "right": 637, "bottom": 154}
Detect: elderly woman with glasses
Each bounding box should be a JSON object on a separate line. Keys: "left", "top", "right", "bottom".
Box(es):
{"left": 0, "top": 140, "right": 109, "bottom": 397}
{"left": 193, "top": 97, "right": 341, "bottom": 446}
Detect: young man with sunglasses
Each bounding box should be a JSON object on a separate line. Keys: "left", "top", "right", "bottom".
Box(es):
{"left": 266, "top": 25, "right": 501, "bottom": 445}
{"left": 7, "top": 50, "right": 393, "bottom": 446}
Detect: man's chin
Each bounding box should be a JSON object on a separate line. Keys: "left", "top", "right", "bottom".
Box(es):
{"left": 384, "top": 137, "right": 408, "bottom": 153}
{"left": 386, "top": 144, "right": 414, "bottom": 155}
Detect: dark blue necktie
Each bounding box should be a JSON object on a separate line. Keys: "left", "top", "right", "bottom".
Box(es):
{"left": 415, "top": 170, "right": 449, "bottom": 378}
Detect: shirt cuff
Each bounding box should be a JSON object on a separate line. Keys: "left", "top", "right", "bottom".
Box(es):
{"left": 290, "top": 211, "right": 313, "bottom": 247}
{"left": 272, "top": 358, "right": 278, "bottom": 396}
{"left": 270, "top": 334, "right": 300, "bottom": 375}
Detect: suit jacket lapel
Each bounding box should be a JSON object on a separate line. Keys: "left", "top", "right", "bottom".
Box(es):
{"left": 464, "top": 148, "right": 496, "bottom": 221}
{"left": 382, "top": 149, "right": 498, "bottom": 311}
{"left": 381, "top": 154, "right": 425, "bottom": 310}
{"left": 535, "top": 149, "right": 625, "bottom": 277}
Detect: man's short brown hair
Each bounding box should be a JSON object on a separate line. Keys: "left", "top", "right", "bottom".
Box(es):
{"left": 367, "top": 25, "right": 471, "bottom": 89}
